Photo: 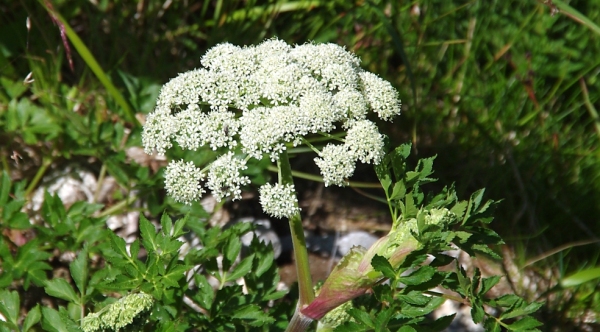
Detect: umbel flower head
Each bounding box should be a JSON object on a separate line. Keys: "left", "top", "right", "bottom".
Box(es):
{"left": 142, "top": 38, "right": 401, "bottom": 216}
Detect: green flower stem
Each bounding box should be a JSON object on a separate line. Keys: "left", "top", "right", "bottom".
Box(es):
{"left": 267, "top": 165, "right": 381, "bottom": 189}
{"left": 25, "top": 156, "right": 52, "bottom": 198}
{"left": 93, "top": 163, "right": 107, "bottom": 203}
{"left": 279, "top": 150, "right": 314, "bottom": 331}
{"left": 288, "top": 212, "right": 313, "bottom": 306}
{"left": 579, "top": 78, "right": 600, "bottom": 139}
{"left": 279, "top": 151, "right": 313, "bottom": 305}
{"left": 97, "top": 194, "right": 139, "bottom": 218}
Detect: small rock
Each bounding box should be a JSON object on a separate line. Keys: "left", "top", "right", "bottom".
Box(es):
{"left": 336, "top": 230, "right": 379, "bottom": 256}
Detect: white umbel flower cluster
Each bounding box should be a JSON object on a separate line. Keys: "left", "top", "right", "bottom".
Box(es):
{"left": 164, "top": 160, "right": 205, "bottom": 204}
{"left": 142, "top": 38, "right": 401, "bottom": 208}
{"left": 206, "top": 152, "right": 250, "bottom": 202}
{"left": 315, "top": 119, "right": 385, "bottom": 186}
{"left": 314, "top": 144, "right": 356, "bottom": 187}
{"left": 259, "top": 183, "right": 300, "bottom": 218}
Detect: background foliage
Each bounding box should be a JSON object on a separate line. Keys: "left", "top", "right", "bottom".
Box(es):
{"left": 1, "top": 0, "right": 599, "bottom": 330}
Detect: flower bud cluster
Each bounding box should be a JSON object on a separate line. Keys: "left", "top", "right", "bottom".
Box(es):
{"left": 82, "top": 292, "right": 154, "bottom": 332}
{"left": 142, "top": 39, "right": 401, "bottom": 214}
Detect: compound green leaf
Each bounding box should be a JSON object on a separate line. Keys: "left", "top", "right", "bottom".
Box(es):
{"left": 505, "top": 316, "right": 543, "bottom": 331}
{"left": 70, "top": 245, "right": 88, "bottom": 295}
{"left": 162, "top": 264, "right": 190, "bottom": 288}
{"left": 471, "top": 298, "right": 485, "bottom": 323}
{"left": 44, "top": 278, "right": 79, "bottom": 304}
{"left": 484, "top": 318, "right": 501, "bottom": 332}
{"left": 232, "top": 304, "right": 275, "bottom": 326}
{"left": 479, "top": 275, "right": 501, "bottom": 296}
{"left": 390, "top": 181, "right": 407, "bottom": 201}
{"left": 371, "top": 254, "right": 396, "bottom": 280}
{"left": 500, "top": 301, "right": 544, "bottom": 320}
{"left": 227, "top": 255, "right": 254, "bottom": 282}
{"left": 161, "top": 213, "right": 173, "bottom": 237}
{"left": 0, "top": 290, "right": 19, "bottom": 328}
{"left": 140, "top": 215, "right": 159, "bottom": 252}
{"left": 22, "top": 304, "right": 41, "bottom": 332}
{"left": 348, "top": 308, "right": 375, "bottom": 328}
{"left": 41, "top": 307, "right": 69, "bottom": 332}
{"left": 109, "top": 232, "right": 131, "bottom": 260}
{"left": 399, "top": 266, "right": 436, "bottom": 286}
{"left": 254, "top": 244, "right": 274, "bottom": 278}
{"left": 224, "top": 236, "right": 242, "bottom": 270}
{"left": 172, "top": 216, "right": 188, "bottom": 238}
{"left": 193, "top": 274, "right": 214, "bottom": 310}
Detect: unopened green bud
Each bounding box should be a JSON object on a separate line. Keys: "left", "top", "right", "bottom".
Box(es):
{"left": 302, "top": 208, "right": 455, "bottom": 321}
{"left": 302, "top": 236, "right": 418, "bottom": 320}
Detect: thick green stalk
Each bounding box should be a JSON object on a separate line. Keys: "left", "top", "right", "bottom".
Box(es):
{"left": 279, "top": 150, "right": 314, "bottom": 331}
{"left": 288, "top": 212, "right": 313, "bottom": 306}
{"left": 286, "top": 311, "right": 314, "bottom": 332}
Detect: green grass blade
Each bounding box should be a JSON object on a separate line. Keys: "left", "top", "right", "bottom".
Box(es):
{"left": 228, "top": 1, "right": 324, "bottom": 21}
{"left": 561, "top": 267, "right": 600, "bottom": 288}
{"left": 368, "top": 1, "right": 417, "bottom": 105}
{"left": 552, "top": 0, "right": 600, "bottom": 36}
{"left": 38, "top": 1, "right": 138, "bottom": 125}
{"left": 579, "top": 78, "right": 600, "bottom": 140}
